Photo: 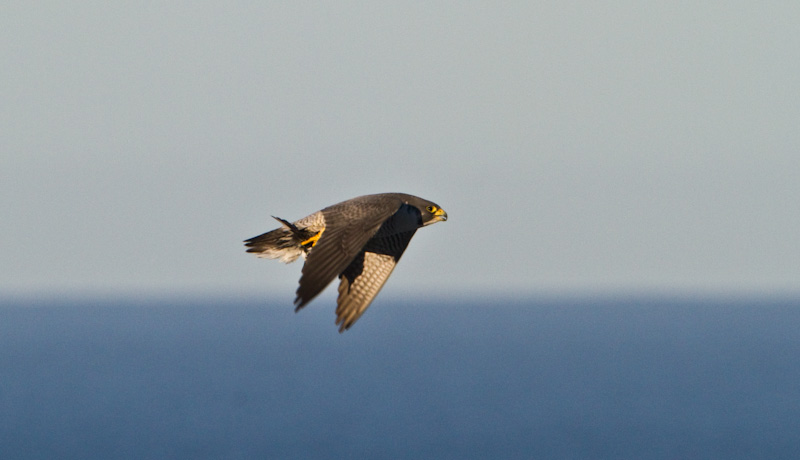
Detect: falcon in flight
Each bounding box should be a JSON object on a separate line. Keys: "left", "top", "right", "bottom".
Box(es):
{"left": 245, "top": 193, "right": 447, "bottom": 332}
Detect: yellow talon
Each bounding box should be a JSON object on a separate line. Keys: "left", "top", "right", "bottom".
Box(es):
{"left": 301, "top": 228, "right": 324, "bottom": 247}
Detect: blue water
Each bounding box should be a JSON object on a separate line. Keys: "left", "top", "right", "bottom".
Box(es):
{"left": 1, "top": 295, "right": 799, "bottom": 459}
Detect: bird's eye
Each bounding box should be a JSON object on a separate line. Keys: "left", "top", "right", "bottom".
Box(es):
{"left": 426, "top": 205, "right": 436, "bottom": 213}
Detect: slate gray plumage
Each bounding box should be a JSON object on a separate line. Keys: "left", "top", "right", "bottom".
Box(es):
{"left": 245, "top": 193, "right": 447, "bottom": 332}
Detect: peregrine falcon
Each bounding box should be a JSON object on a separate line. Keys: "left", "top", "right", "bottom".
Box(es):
{"left": 244, "top": 193, "right": 447, "bottom": 332}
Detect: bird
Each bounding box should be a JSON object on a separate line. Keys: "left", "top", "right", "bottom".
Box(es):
{"left": 244, "top": 193, "right": 447, "bottom": 332}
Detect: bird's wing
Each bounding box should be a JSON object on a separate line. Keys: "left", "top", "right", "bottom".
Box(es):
{"left": 294, "top": 195, "right": 404, "bottom": 309}
{"left": 334, "top": 230, "right": 417, "bottom": 332}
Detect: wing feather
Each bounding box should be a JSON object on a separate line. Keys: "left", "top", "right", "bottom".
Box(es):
{"left": 294, "top": 195, "right": 405, "bottom": 309}
{"left": 334, "top": 230, "right": 416, "bottom": 331}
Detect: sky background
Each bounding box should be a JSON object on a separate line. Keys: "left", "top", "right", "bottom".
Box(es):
{"left": 2, "top": 2, "right": 799, "bottom": 299}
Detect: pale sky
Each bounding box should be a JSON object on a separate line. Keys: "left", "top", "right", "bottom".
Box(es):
{"left": 3, "top": 2, "right": 799, "bottom": 298}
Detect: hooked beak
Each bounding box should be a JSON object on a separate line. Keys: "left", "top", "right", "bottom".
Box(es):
{"left": 434, "top": 208, "right": 448, "bottom": 222}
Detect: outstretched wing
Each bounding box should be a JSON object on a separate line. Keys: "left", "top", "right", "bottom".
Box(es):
{"left": 294, "top": 194, "right": 405, "bottom": 309}
{"left": 334, "top": 230, "right": 416, "bottom": 332}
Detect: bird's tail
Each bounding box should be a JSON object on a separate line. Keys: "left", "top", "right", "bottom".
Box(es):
{"left": 244, "top": 216, "right": 317, "bottom": 263}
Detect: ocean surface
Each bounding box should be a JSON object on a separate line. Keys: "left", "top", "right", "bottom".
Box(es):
{"left": 1, "top": 294, "right": 799, "bottom": 459}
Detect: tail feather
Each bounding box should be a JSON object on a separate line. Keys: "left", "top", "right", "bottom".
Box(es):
{"left": 244, "top": 216, "right": 316, "bottom": 263}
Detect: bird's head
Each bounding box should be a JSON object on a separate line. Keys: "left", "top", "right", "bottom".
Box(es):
{"left": 418, "top": 202, "right": 447, "bottom": 226}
